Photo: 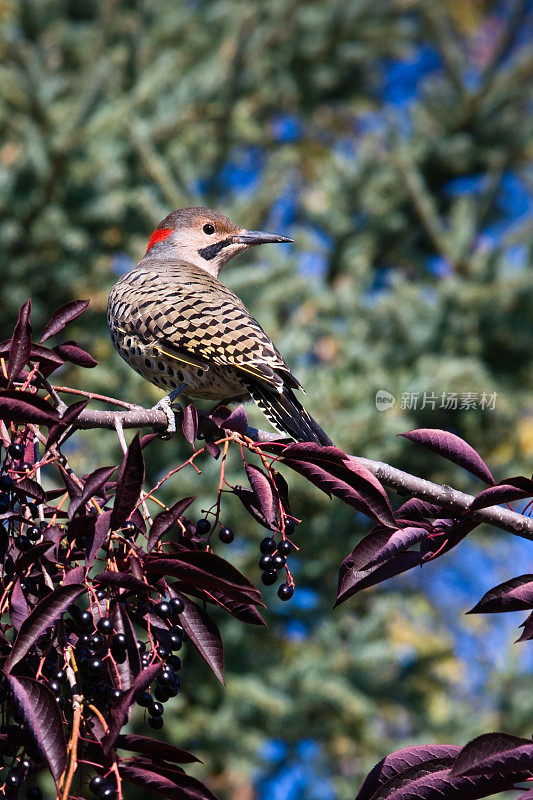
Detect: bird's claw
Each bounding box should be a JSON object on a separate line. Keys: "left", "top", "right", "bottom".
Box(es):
{"left": 152, "top": 385, "right": 187, "bottom": 438}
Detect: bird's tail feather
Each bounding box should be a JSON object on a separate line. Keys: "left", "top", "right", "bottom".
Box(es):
{"left": 245, "top": 382, "right": 333, "bottom": 446}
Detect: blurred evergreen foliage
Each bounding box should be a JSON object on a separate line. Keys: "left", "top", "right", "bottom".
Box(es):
{"left": 1, "top": 1, "right": 532, "bottom": 798}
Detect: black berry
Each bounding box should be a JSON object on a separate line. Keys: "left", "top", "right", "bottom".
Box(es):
{"left": 260, "top": 536, "right": 276, "bottom": 554}
{"left": 154, "top": 601, "right": 171, "bottom": 619}
{"left": 258, "top": 554, "right": 273, "bottom": 571}
{"left": 277, "top": 539, "right": 293, "bottom": 556}
{"left": 88, "top": 775, "right": 106, "bottom": 795}
{"left": 261, "top": 570, "right": 277, "bottom": 586}
{"left": 195, "top": 518, "right": 211, "bottom": 535}
{"left": 8, "top": 442, "right": 24, "bottom": 459}
{"left": 284, "top": 518, "right": 296, "bottom": 535}
{"left": 169, "top": 596, "right": 185, "bottom": 616}
{"left": 218, "top": 526, "right": 234, "bottom": 543}
{"left": 122, "top": 521, "right": 136, "bottom": 537}
{"left": 278, "top": 583, "right": 294, "bottom": 601}
{"left": 148, "top": 715, "right": 164, "bottom": 730}
{"left": 272, "top": 554, "right": 286, "bottom": 570}
{"left": 26, "top": 525, "right": 41, "bottom": 542}
{"left": 97, "top": 617, "right": 114, "bottom": 634}
{"left": 16, "top": 535, "right": 32, "bottom": 551}
{"left": 137, "top": 691, "right": 152, "bottom": 708}
{"left": 99, "top": 786, "right": 117, "bottom": 800}
{"left": 148, "top": 700, "right": 164, "bottom": 717}
{"left": 78, "top": 610, "right": 93, "bottom": 630}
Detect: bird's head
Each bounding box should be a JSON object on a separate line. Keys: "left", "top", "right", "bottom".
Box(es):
{"left": 142, "top": 207, "right": 292, "bottom": 276}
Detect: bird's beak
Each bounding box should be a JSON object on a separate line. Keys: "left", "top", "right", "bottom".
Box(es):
{"left": 233, "top": 229, "right": 293, "bottom": 246}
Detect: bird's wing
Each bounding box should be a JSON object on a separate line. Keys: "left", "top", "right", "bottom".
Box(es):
{"left": 135, "top": 263, "right": 303, "bottom": 392}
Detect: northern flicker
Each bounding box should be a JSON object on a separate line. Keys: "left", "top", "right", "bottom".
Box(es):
{"left": 107, "top": 207, "right": 332, "bottom": 445}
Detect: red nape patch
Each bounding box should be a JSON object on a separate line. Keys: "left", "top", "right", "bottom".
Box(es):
{"left": 145, "top": 227, "right": 172, "bottom": 253}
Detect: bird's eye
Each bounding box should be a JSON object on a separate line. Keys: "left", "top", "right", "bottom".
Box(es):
{"left": 203, "top": 223, "right": 215, "bottom": 235}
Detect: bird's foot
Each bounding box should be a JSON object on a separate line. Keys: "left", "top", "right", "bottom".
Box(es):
{"left": 152, "top": 385, "right": 187, "bottom": 437}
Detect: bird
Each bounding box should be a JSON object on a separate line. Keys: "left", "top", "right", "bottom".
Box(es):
{"left": 107, "top": 207, "right": 332, "bottom": 445}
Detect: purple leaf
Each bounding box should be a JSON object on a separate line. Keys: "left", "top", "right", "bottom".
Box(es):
{"left": 282, "top": 445, "right": 395, "bottom": 527}
{"left": 182, "top": 405, "right": 198, "bottom": 443}
{"left": 10, "top": 579, "right": 30, "bottom": 632}
{"left": 111, "top": 434, "right": 145, "bottom": 531}
{"left": 145, "top": 551, "right": 262, "bottom": 604}
{"left": 335, "top": 529, "right": 423, "bottom": 606}
{"left": 102, "top": 663, "right": 162, "bottom": 758}
{"left": 516, "top": 612, "right": 533, "bottom": 642}
{"left": 356, "top": 744, "right": 461, "bottom": 800}
{"left": 117, "top": 734, "right": 201, "bottom": 763}
{"left": 53, "top": 341, "right": 98, "bottom": 368}
{"left": 205, "top": 440, "right": 221, "bottom": 459}
{"left": 220, "top": 404, "right": 248, "bottom": 434}
{"left": 68, "top": 465, "right": 117, "bottom": 519}
{"left": 467, "top": 575, "right": 533, "bottom": 614}
{"left": 5, "top": 675, "right": 67, "bottom": 785}
{"left": 95, "top": 571, "right": 148, "bottom": 594}
{"left": 62, "top": 566, "right": 85, "bottom": 585}
{"left": 469, "top": 482, "right": 533, "bottom": 511}
{"left": 397, "top": 498, "right": 449, "bottom": 521}
{"left": 180, "top": 595, "right": 225, "bottom": 684}
{"left": 86, "top": 510, "right": 112, "bottom": 569}
{"left": 400, "top": 428, "right": 495, "bottom": 485}
{"left": 203, "top": 591, "right": 267, "bottom": 626}
{"left": 119, "top": 761, "right": 219, "bottom": 800}
{"left": 40, "top": 300, "right": 90, "bottom": 343}
{"left": 245, "top": 464, "right": 277, "bottom": 525}
{"left": 46, "top": 399, "right": 89, "bottom": 450}
{"left": 112, "top": 603, "right": 141, "bottom": 686}
{"left": 147, "top": 497, "right": 195, "bottom": 552}
{"left": 11, "top": 476, "right": 47, "bottom": 504}
{"left": 8, "top": 300, "right": 32, "bottom": 384}
{"left": 4, "top": 583, "right": 85, "bottom": 672}
{"left": 365, "top": 527, "right": 430, "bottom": 570}
{"left": 0, "top": 391, "right": 60, "bottom": 426}
{"left": 451, "top": 732, "right": 533, "bottom": 776}
{"left": 233, "top": 486, "right": 276, "bottom": 530}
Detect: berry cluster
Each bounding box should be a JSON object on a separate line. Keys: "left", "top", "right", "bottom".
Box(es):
{"left": 258, "top": 518, "right": 296, "bottom": 600}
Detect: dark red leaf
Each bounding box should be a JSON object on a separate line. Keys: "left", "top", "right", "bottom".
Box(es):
{"left": 356, "top": 744, "right": 461, "bottom": 800}
{"left": 182, "top": 405, "right": 198, "bottom": 444}
{"left": 112, "top": 603, "right": 141, "bottom": 687}
{"left": 40, "top": 300, "right": 90, "bottom": 343}
{"left": 102, "top": 663, "right": 162, "bottom": 758}
{"left": 233, "top": 486, "right": 275, "bottom": 530}
{"left": 119, "top": 761, "right": 219, "bottom": 800}
{"left": 469, "top": 483, "right": 533, "bottom": 511}
{"left": 10, "top": 579, "right": 30, "bottom": 632}
{"left": 86, "top": 510, "right": 112, "bottom": 569}
{"left": 14, "top": 540, "right": 56, "bottom": 575}
{"left": 282, "top": 445, "right": 395, "bottom": 527}
{"left": 68, "top": 465, "right": 117, "bottom": 519}
{"left": 356, "top": 741, "right": 533, "bottom": 800}
{"left": 6, "top": 675, "right": 67, "bottom": 785}
{"left": 335, "top": 528, "right": 423, "bottom": 606}
{"left": 95, "top": 571, "right": 148, "bottom": 594}
{"left": 53, "top": 341, "right": 98, "bottom": 368}
{"left": 365, "top": 527, "right": 430, "bottom": 569}
{"left": 46, "top": 399, "right": 89, "bottom": 450}
{"left": 11, "top": 476, "right": 47, "bottom": 504}
{"left": 220, "top": 404, "right": 248, "bottom": 434}
{"left": 400, "top": 428, "right": 495, "bottom": 485}
{"left": 245, "top": 463, "right": 277, "bottom": 526}
{"left": 0, "top": 391, "right": 59, "bottom": 426}
{"left": 451, "top": 732, "right": 533, "bottom": 776}
{"left": 117, "top": 734, "right": 201, "bottom": 764}
{"left": 145, "top": 551, "right": 262, "bottom": 605}
{"left": 180, "top": 596, "right": 224, "bottom": 684}
{"left": 397, "top": 498, "right": 449, "bottom": 521}
{"left": 8, "top": 300, "right": 32, "bottom": 384}
{"left": 62, "top": 566, "right": 85, "bottom": 585}
{"left": 467, "top": 575, "right": 533, "bottom": 614}
{"left": 111, "top": 434, "right": 145, "bottom": 531}
{"left": 202, "top": 591, "right": 267, "bottom": 626}
{"left": 516, "top": 612, "right": 533, "bottom": 642}
{"left": 5, "top": 583, "right": 85, "bottom": 672}
{"left": 205, "top": 440, "right": 221, "bottom": 459}
{"left": 147, "top": 497, "right": 195, "bottom": 552}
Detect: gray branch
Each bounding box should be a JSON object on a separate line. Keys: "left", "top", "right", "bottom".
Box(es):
{"left": 75, "top": 406, "right": 533, "bottom": 541}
